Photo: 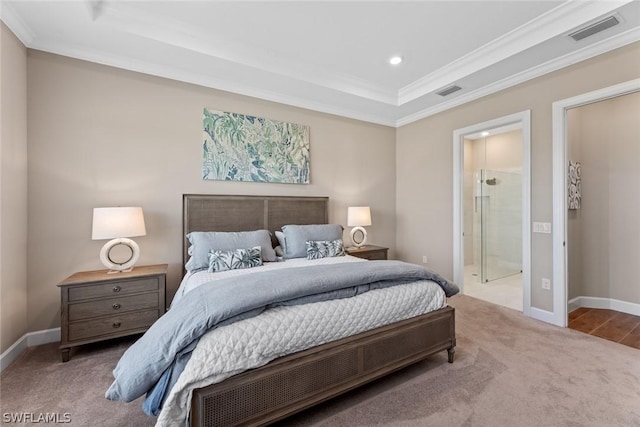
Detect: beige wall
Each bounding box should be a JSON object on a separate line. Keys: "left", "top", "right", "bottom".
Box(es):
{"left": 1, "top": 23, "right": 28, "bottom": 353}
{"left": 480, "top": 130, "right": 523, "bottom": 173}
{"left": 3, "top": 30, "right": 639, "bottom": 343}
{"left": 396, "top": 42, "right": 640, "bottom": 312}
{"left": 567, "top": 92, "right": 640, "bottom": 304}
{"left": 26, "top": 50, "right": 396, "bottom": 332}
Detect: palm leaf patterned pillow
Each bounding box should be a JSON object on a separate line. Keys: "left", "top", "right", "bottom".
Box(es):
{"left": 208, "top": 246, "right": 263, "bottom": 272}
{"left": 306, "top": 239, "right": 345, "bottom": 260}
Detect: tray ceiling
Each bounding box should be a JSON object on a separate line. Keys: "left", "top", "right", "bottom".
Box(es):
{"left": 2, "top": 1, "right": 639, "bottom": 126}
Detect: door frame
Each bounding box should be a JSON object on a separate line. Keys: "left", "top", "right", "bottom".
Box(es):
{"left": 453, "top": 110, "right": 531, "bottom": 316}
{"left": 551, "top": 78, "right": 640, "bottom": 327}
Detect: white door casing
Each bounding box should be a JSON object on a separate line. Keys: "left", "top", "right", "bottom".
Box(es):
{"left": 551, "top": 79, "right": 640, "bottom": 327}
{"left": 453, "top": 110, "right": 532, "bottom": 317}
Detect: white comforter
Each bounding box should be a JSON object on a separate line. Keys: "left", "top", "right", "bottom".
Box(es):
{"left": 157, "top": 256, "right": 446, "bottom": 426}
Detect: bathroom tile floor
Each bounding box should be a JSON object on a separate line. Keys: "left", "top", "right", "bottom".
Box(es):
{"left": 568, "top": 308, "right": 640, "bottom": 350}
{"left": 463, "top": 265, "right": 522, "bottom": 312}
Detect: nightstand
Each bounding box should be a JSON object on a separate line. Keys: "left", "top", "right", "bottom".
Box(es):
{"left": 58, "top": 264, "right": 167, "bottom": 362}
{"left": 345, "top": 245, "right": 389, "bottom": 260}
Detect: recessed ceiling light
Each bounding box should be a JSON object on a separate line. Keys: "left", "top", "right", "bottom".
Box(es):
{"left": 389, "top": 56, "right": 403, "bottom": 65}
{"left": 481, "top": 131, "right": 490, "bottom": 137}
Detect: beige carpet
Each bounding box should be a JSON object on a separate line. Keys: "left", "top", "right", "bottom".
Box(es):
{"left": 2, "top": 295, "right": 639, "bottom": 426}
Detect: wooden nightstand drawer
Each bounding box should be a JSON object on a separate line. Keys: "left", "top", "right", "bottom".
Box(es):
{"left": 345, "top": 245, "right": 389, "bottom": 260}
{"left": 68, "top": 292, "right": 160, "bottom": 321}
{"left": 58, "top": 264, "right": 167, "bottom": 362}
{"left": 355, "top": 251, "right": 386, "bottom": 260}
{"left": 68, "top": 309, "right": 159, "bottom": 341}
{"left": 68, "top": 277, "right": 159, "bottom": 302}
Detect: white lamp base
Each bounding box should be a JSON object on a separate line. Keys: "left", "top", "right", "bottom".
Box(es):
{"left": 350, "top": 226, "right": 368, "bottom": 248}
{"left": 99, "top": 237, "right": 140, "bottom": 273}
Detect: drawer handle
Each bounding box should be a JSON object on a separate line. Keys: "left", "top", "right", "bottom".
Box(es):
{"left": 112, "top": 286, "right": 121, "bottom": 293}
{"left": 112, "top": 322, "right": 121, "bottom": 329}
{"left": 112, "top": 303, "right": 121, "bottom": 310}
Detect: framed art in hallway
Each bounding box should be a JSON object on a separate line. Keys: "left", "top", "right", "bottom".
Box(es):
{"left": 568, "top": 160, "right": 581, "bottom": 210}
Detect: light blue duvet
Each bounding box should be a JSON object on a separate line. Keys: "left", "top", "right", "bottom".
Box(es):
{"left": 105, "top": 260, "right": 458, "bottom": 407}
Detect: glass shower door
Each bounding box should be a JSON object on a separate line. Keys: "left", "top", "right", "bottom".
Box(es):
{"left": 479, "top": 169, "right": 522, "bottom": 282}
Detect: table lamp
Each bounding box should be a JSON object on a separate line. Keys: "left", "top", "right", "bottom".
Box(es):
{"left": 347, "top": 206, "right": 371, "bottom": 248}
{"left": 92, "top": 207, "right": 146, "bottom": 273}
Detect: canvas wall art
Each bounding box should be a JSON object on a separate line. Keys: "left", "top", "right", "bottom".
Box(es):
{"left": 202, "top": 108, "right": 310, "bottom": 184}
{"left": 568, "top": 160, "right": 581, "bottom": 210}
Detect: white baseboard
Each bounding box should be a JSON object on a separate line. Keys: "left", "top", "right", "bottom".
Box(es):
{"left": 0, "top": 327, "right": 60, "bottom": 372}
{"left": 567, "top": 297, "right": 582, "bottom": 313}
{"left": 568, "top": 296, "right": 640, "bottom": 317}
{"left": 530, "top": 307, "right": 561, "bottom": 326}
{"left": 0, "top": 336, "right": 27, "bottom": 372}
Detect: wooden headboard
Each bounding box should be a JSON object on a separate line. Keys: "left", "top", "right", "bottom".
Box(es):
{"left": 182, "top": 194, "right": 329, "bottom": 267}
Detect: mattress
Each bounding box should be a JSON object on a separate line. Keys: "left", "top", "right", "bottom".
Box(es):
{"left": 158, "top": 256, "right": 447, "bottom": 426}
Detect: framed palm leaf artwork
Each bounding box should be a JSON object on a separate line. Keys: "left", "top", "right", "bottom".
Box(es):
{"left": 202, "top": 108, "right": 310, "bottom": 184}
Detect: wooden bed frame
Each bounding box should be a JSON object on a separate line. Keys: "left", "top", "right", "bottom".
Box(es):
{"left": 182, "top": 194, "right": 456, "bottom": 427}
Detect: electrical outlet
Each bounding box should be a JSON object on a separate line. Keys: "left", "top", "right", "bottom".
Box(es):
{"left": 422, "top": 255, "right": 428, "bottom": 264}
{"left": 542, "top": 278, "right": 551, "bottom": 290}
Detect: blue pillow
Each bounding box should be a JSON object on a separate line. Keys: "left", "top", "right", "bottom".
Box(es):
{"left": 208, "top": 247, "right": 263, "bottom": 272}
{"left": 306, "top": 239, "right": 345, "bottom": 260}
{"left": 275, "top": 231, "right": 286, "bottom": 255}
{"left": 186, "top": 230, "right": 276, "bottom": 272}
{"left": 281, "top": 224, "right": 343, "bottom": 259}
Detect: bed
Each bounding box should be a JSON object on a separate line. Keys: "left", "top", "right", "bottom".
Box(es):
{"left": 182, "top": 195, "right": 456, "bottom": 427}
{"left": 106, "top": 194, "right": 457, "bottom": 427}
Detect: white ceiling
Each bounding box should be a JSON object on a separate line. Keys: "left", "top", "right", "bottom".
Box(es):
{"left": 2, "top": 1, "right": 639, "bottom": 126}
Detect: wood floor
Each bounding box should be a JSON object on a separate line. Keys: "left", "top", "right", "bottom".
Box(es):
{"left": 569, "top": 308, "right": 640, "bottom": 350}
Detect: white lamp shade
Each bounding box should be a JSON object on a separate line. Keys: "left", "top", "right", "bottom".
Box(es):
{"left": 92, "top": 207, "right": 146, "bottom": 240}
{"left": 347, "top": 206, "right": 372, "bottom": 227}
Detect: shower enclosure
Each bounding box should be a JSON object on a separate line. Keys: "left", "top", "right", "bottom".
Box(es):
{"left": 473, "top": 169, "right": 522, "bottom": 282}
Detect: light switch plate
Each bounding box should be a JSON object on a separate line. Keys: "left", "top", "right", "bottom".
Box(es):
{"left": 533, "top": 222, "right": 552, "bottom": 234}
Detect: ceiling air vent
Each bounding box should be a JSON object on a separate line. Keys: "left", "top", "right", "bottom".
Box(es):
{"left": 569, "top": 16, "right": 619, "bottom": 41}
{"left": 436, "top": 85, "right": 461, "bottom": 97}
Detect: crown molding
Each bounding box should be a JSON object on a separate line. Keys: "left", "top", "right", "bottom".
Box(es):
{"left": 30, "top": 38, "right": 397, "bottom": 127}
{"left": 97, "top": 3, "right": 398, "bottom": 106}
{"left": 23, "top": 25, "right": 640, "bottom": 129}
{"left": 5, "top": 1, "right": 637, "bottom": 129}
{"left": 0, "top": 1, "right": 35, "bottom": 45}
{"left": 395, "top": 27, "right": 640, "bottom": 127}
{"left": 397, "top": 0, "right": 635, "bottom": 106}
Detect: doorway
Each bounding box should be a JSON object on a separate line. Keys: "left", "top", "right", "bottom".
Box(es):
{"left": 552, "top": 79, "right": 640, "bottom": 327}
{"left": 453, "top": 111, "right": 531, "bottom": 315}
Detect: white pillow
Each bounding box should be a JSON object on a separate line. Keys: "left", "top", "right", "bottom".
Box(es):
{"left": 306, "top": 239, "right": 345, "bottom": 260}
{"left": 208, "top": 246, "right": 263, "bottom": 272}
